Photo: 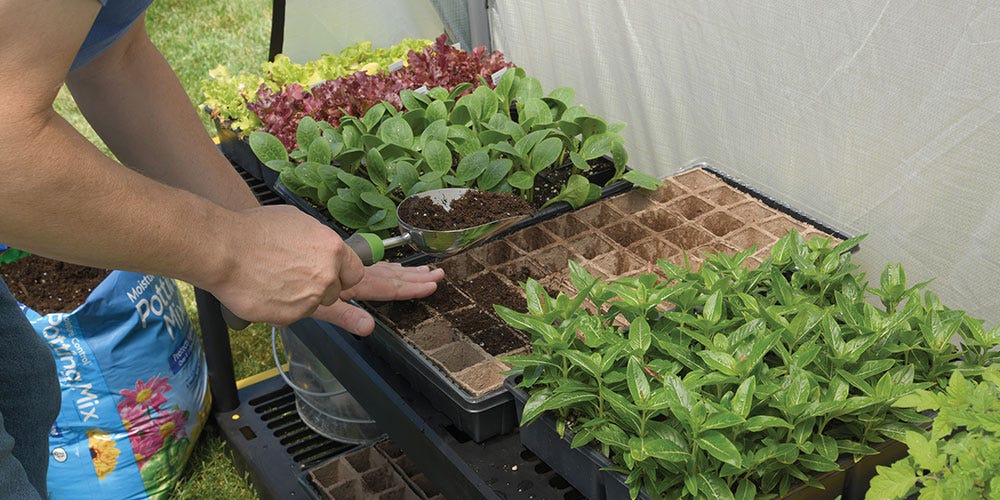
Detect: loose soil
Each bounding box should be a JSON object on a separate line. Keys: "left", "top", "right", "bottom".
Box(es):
{"left": 0, "top": 255, "right": 110, "bottom": 314}
{"left": 398, "top": 190, "right": 532, "bottom": 231}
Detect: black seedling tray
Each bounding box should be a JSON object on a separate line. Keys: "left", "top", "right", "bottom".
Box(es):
{"left": 215, "top": 119, "right": 280, "bottom": 188}
{"left": 366, "top": 317, "right": 516, "bottom": 443}
{"left": 506, "top": 375, "right": 612, "bottom": 500}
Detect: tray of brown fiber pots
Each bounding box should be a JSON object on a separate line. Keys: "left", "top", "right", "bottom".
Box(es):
{"left": 362, "top": 166, "right": 848, "bottom": 443}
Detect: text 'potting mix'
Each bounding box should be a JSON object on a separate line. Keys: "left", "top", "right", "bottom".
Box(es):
{"left": 128, "top": 274, "right": 192, "bottom": 342}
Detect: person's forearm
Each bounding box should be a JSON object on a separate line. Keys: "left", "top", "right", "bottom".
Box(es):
{"left": 66, "top": 15, "right": 258, "bottom": 211}
{"left": 0, "top": 109, "right": 239, "bottom": 289}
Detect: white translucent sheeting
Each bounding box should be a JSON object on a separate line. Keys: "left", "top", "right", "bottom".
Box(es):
{"left": 490, "top": 1, "right": 999, "bottom": 324}
{"left": 282, "top": 0, "right": 446, "bottom": 63}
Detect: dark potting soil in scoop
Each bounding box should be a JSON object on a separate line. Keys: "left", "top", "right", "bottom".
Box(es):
{"left": 0, "top": 254, "right": 110, "bottom": 314}
{"left": 398, "top": 190, "right": 533, "bottom": 231}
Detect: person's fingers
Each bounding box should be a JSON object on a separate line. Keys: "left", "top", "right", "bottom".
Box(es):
{"left": 311, "top": 301, "right": 375, "bottom": 337}
{"left": 365, "top": 263, "right": 446, "bottom": 283}
{"left": 340, "top": 263, "right": 444, "bottom": 301}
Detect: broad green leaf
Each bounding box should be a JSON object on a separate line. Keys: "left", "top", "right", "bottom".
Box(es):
{"left": 731, "top": 377, "right": 755, "bottom": 418}
{"left": 295, "top": 117, "right": 320, "bottom": 153}
{"left": 664, "top": 375, "right": 693, "bottom": 411}
{"left": 633, "top": 437, "right": 688, "bottom": 463}
{"left": 422, "top": 140, "right": 452, "bottom": 174}
{"left": 334, "top": 147, "right": 366, "bottom": 167}
{"left": 546, "top": 86, "right": 575, "bottom": 107}
{"left": 591, "top": 423, "right": 630, "bottom": 451}
{"left": 628, "top": 316, "right": 651, "bottom": 353}
{"left": 797, "top": 453, "right": 840, "bottom": 472}
{"left": 561, "top": 350, "right": 600, "bottom": 378}
{"left": 424, "top": 100, "right": 448, "bottom": 123}
{"left": 249, "top": 131, "right": 289, "bottom": 163}
{"left": 364, "top": 148, "right": 387, "bottom": 189}
{"left": 378, "top": 116, "right": 414, "bottom": 148}
{"left": 507, "top": 171, "right": 535, "bottom": 190}
{"left": 697, "top": 474, "right": 735, "bottom": 500}
{"left": 576, "top": 116, "right": 608, "bottom": 138}
{"left": 697, "top": 351, "right": 738, "bottom": 377}
{"left": 734, "top": 480, "right": 756, "bottom": 500}
{"left": 623, "top": 170, "right": 663, "bottom": 190}
{"left": 514, "top": 129, "right": 551, "bottom": 158}
{"left": 456, "top": 149, "right": 490, "bottom": 182}
{"left": 399, "top": 90, "right": 430, "bottom": 112}
{"left": 903, "top": 430, "right": 946, "bottom": 472}
{"left": 326, "top": 198, "right": 368, "bottom": 229}
{"left": 867, "top": 461, "right": 917, "bottom": 500}
{"left": 580, "top": 132, "right": 616, "bottom": 160}
{"left": 477, "top": 158, "right": 513, "bottom": 191}
{"left": 541, "top": 174, "right": 591, "bottom": 209}
{"left": 528, "top": 137, "right": 563, "bottom": 174}
{"left": 703, "top": 291, "right": 723, "bottom": 324}
{"left": 306, "top": 136, "right": 332, "bottom": 165}
{"left": 812, "top": 435, "right": 838, "bottom": 462}
{"left": 494, "top": 306, "right": 560, "bottom": 344}
{"left": 755, "top": 443, "right": 799, "bottom": 465}
{"left": 696, "top": 431, "right": 742, "bottom": 467}
{"left": 361, "top": 102, "right": 388, "bottom": 130}
{"left": 601, "top": 387, "right": 642, "bottom": 434}
{"left": 420, "top": 119, "right": 448, "bottom": 146}
{"left": 627, "top": 357, "right": 650, "bottom": 402}
{"left": 702, "top": 410, "right": 745, "bottom": 431}
{"left": 744, "top": 415, "right": 792, "bottom": 432}
{"left": 520, "top": 389, "right": 551, "bottom": 426}
{"left": 523, "top": 391, "right": 596, "bottom": 425}
{"left": 519, "top": 97, "right": 553, "bottom": 125}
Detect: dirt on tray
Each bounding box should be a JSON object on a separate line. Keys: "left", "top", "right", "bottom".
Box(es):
{"left": 398, "top": 190, "right": 532, "bottom": 231}
{"left": 0, "top": 254, "right": 110, "bottom": 314}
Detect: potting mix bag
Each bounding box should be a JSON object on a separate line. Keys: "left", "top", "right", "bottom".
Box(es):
{"left": 20, "top": 271, "right": 210, "bottom": 499}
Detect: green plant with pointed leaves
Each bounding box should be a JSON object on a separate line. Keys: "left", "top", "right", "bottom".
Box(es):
{"left": 867, "top": 365, "right": 1000, "bottom": 500}
{"left": 250, "top": 68, "right": 662, "bottom": 235}
{"left": 498, "top": 230, "right": 998, "bottom": 499}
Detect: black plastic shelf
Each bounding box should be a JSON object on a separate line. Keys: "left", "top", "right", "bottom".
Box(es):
{"left": 201, "top": 297, "right": 584, "bottom": 499}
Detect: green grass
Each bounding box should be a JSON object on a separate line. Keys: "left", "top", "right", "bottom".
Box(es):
{"left": 53, "top": 1, "right": 274, "bottom": 498}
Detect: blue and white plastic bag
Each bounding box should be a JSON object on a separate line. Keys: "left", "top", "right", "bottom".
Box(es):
{"left": 22, "top": 271, "right": 209, "bottom": 499}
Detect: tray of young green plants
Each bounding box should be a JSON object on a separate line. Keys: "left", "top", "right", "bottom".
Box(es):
{"left": 498, "top": 230, "right": 998, "bottom": 500}
{"left": 249, "top": 67, "right": 660, "bottom": 242}
{"left": 866, "top": 364, "right": 1000, "bottom": 500}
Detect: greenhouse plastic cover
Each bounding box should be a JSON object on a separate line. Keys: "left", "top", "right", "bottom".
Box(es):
{"left": 280, "top": 0, "right": 468, "bottom": 62}
{"left": 277, "top": 1, "right": 997, "bottom": 325}
{"left": 488, "top": 1, "right": 999, "bottom": 325}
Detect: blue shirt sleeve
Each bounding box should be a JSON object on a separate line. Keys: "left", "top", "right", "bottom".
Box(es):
{"left": 70, "top": 0, "right": 155, "bottom": 72}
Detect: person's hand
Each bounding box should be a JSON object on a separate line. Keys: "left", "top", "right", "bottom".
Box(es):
{"left": 208, "top": 205, "right": 366, "bottom": 326}
{"left": 311, "top": 262, "right": 445, "bottom": 336}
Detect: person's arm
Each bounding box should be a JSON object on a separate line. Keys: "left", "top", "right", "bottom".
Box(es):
{"left": 0, "top": 1, "right": 364, "bottom": 327}
{"left": 62, "top": 13, "right": 443, "bottom": 334}
{"left": 65, "top": 13, "right": 258, "bottom": 212}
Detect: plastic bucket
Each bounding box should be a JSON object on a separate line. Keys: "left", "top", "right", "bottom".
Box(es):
{"left": 273, "top": 327, "right": 383, "bottom": 444}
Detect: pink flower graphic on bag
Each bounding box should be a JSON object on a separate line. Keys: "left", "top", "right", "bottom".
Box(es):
{"left": 118, "top": 376, "right": 170, "bottom": 412}
{"left": 118, "top": 376, "right": 189, "bottom": 470}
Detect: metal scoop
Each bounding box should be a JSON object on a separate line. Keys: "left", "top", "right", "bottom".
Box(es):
{"left": 221, "top": 188, "right": 528, "bottom": 330}
{"left": 344, "top": 188, "right": 529, "bottom": 264}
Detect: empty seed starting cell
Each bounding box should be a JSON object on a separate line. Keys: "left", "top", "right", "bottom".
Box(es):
{"left": 308, "top": 446, "right": 423, "bottom": 500}
{"left": 375, "top": 441, "right": 446, "bottom": 500}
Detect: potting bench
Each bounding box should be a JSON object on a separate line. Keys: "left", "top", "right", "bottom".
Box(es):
{"left": 197, "top": 166, "right": 580, "bottom": 500}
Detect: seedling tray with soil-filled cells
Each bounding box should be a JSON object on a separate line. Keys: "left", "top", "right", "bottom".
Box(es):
{"left": 273, "top": 157, "right": 635, "bottom": 263}
{"left": 364, "top": 165, "right": 845, "bottom": 442}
